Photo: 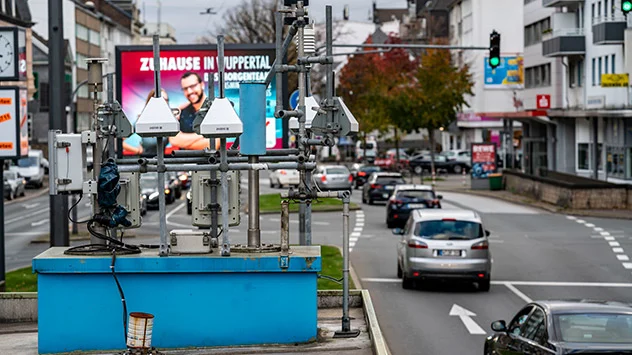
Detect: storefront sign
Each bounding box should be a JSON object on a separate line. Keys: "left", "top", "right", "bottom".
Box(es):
{"left": 471, "top": 143, "right": 497, "bottom": 179}
{"left": 536, "top": 94, "right": 550, "bottom": 109}
{"left": 0, "top": 87, "right": 28, "bottom": 158}
{"left": 601, "top": 73, "right": 629, "bottom": 87}
{"left": 586, "top": 96, "right": 605, "bottom": 109}
{"left": 484, "top": 56, "right": 524, "bottom": 89}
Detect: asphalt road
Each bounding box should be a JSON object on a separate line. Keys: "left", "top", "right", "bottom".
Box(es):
{"left": 351, "top": 191, "right": 632, "bottom": 355}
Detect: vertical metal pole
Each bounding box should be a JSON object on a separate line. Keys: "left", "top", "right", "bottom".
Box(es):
{"left": 88, "top": 60, "right": 105, "bottom": 245}
{"left": 592, "top": 117, "right": 599, "bottom": 180}
{"left": 280, "top": 199, "right": 289, "bottom": 254}
{"left": 49, "top": 0, "right": 69, "bottom": 246}
{"left": 341, "top": 195, "right": 351, "bottom": 331}
{"left": 275, "top": 12, "right": 283, "bottom": 120}
{"left": 107, "top": 73, "right": 116, "bottom": 159}
{"left": 305, "top": 169, "right": 312, "bottom": 246}
{"left": 0, "top": 163, "right": 5, "bottom": 291}
{"left": 248, "top": 156, "right": 260, "bottom": 248}
{"left": 210, "top": 169, "right": 218, "bottom": 241}
{"left": 297, "top": 1, "right": 307, "bottom": 246}
{"left": 217, "top": 35, "right": 231, "bottom": 257}
{"left": 325, "top": 5, "right": 334, "bottom": 124}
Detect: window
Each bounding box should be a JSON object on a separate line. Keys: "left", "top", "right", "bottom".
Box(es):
{"left": 578, "top": 143, "right": 604, "bottom": 171}
{"left": 569, "top": 60, "right": 577, "bottom": 87}
{"left": 89, "top": 29, "right": 100, "bottom": 46}
{"left": 578, "top": 59, "right": 583, "bottom": 87}
{"left": 598, "top": 57, "right": 603, "bottom": 85}
{"left": 612, "top": 55, "right": 616, "bottom": 74}
{"left": 77, "top": 85, "right": 89, "bottom": 99}
{"left": 592, "top": 58, "right": 596, "bottom": 86}
{"left": 525, "top": 64, "right": 551, "bottom": 88}
{"left": 554, "top": 313, "right": 632, "bottom": 343}
{"left": 605, "top": 57, "right": 609, "bottom": 74}
{"left": 3, "top": 0, "right": 12, "bottom": 17}
{"left": 39, "top": 82, "right": 49, "bottom": 111}
{"left": 414, "top": 220, "right": 484, "bottom": 240}
{"left": 76, "top": 53, "right": 88, "bottom": 69}
{"left": 509, "top": 307, "right": 534, "bottom": 336}
{"left": 592, "top": 3, "right": 595, "bottom": 20}
{"left": 76, "top": 24, "right": 88, "bottom": 42}
{"left": 598, "top": 1, "right": 602, "bottom": 17}
{"left": 522, "top": 308, "right": 546, "bottom": 344}
{"left": 524, "top": 17, "right": 551, "bottom": 46}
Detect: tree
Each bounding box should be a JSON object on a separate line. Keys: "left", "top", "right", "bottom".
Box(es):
{"left": 391, "top": 41, "right": 474, "bottom": 177}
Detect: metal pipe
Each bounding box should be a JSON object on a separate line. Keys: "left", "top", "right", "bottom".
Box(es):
{"left": 90, "top": 90, "right": 103, "bottom": 245}
{"left": 341, "top": 193, "right": 351, "bottom": 331}
{"left": 325, "top": 5, "right": 334, "bottom": 126}
{"left": 280, "top": 199, "right": 289, "bottom": 254}
{"left": 266, "top": 20, "right": 298, "bottom": 86}
{"left": 305, "top": 169, "right": 312, "bottom": 245}
{"left": 157, "top": 138, "right": 168, "bottom": 256}
{"left": 297, "top": 0, "right": 307, "bottom": 246}
{"left": 248, "top": 156, "right": 260, "bottom": 248}
{"left": 118, "top": 162, "right": 317, "bottom": 173}
{"left": 171, "top": 149, "right": 212, "bottom": 157}
{"left": 218, "top": 35, "right": 225, "bottom": 98}
{"left": 117, "top": 157, "right": 209, "bottom": 165}
{"left": 274, "top": 12, "right": 284, "bottom": 117}
{"left": 210, "top": 168, "right": 218, "bottom": 242}
{"left": 172, "top": 148, "right": 300, "bottom": 158}
{"left": 220, "top": 138, "right": 230, "bottom": 256}
{"left": 315, "top": 43, "right": 491, "bottom": 54}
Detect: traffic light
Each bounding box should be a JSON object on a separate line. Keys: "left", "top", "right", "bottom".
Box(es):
{"left": 623, "top": 0, "right": 632, "bottom": 15}
{"left": 489, "top": 30, "right": 501, "bottom": 70}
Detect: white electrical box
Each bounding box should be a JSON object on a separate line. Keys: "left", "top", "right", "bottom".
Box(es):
{"left": 169, "top": 229, "right": 213, "bottom": 254}
{"left": 191, "top": 170, "right": 240, "bottom": 228}
{"left": 48, "top": 131, "right": 86, "bottom": 194}
{"left": 134, "top": 97, "right": 180, "bottom": 137}
{"left": 117, "top": 172, "right": 141, "bottom": 229}
{"left": 199, "top": 97, "right": 243, "bottom": 138}
{"left": 289, "top": 95, "right": 319, "bottom": 132}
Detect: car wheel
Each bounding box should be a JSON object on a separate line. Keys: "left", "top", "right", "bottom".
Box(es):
{"left": 362, "top": 194, "right": 367, "bottom": 204}
{"left": 414, "top": 166, "right": 423, "bottom": 175}
{"left": 453, "top": 165, "right": 463, "bottom": 174}
{"left": 270, "top": 179, "right": 275, "bottom": 188}
{"left": 397, "top": 261, "right": 402, "bottom": 278}
{"left": 7, "top": 190, "right": 13, "bottom": 200}
{"left": 479, "top": 278, "right": 491, "bottom": 292}
{"left": 368, "top": 198, "right": 374, "bottom": 205}
{"left": 176, "top": 189, "right": 182, "bottom": 199}
{"left": 20, "top": 188, "right": 25, "bottom": 197}
{"left": 402, "top": 273, "right": 414, "bottom": 290}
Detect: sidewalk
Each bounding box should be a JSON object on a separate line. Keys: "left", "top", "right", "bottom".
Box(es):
{"left": 418, "top": 174, "right": 631, "bottom": 220}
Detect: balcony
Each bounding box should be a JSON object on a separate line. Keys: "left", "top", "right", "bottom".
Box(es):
{"left": 542, "top": 28, "right": 585, "bottom": 57}
{"left": 543, "top": 0, "right": 584, "bottom": 7}
{"left": 592, "top": 17, "right": 626, "bottom": 45}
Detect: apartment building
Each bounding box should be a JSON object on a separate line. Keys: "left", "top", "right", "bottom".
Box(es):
{"left": 445, "top": 0, "right": 524, "bottom": 156}
{"left": 525, "top": 0, "right": 631, "bottom": 182}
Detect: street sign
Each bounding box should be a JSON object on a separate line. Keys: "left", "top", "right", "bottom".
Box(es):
{"left": 601, "top": 73, "right": 629, "bottom": 87}
{"left": 290, "top": 89, "right": 299, "bottom": 109}
{"left": 536, "top": 94, "right": 550, "bottom": 109}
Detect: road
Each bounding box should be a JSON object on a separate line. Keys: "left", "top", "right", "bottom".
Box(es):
{"left": 351, "top": 191, "right": 632, "bottom": 355}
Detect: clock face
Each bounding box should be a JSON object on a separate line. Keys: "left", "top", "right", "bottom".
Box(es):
{"left": 0, "top": 31, "right": 14, "bottom": 77}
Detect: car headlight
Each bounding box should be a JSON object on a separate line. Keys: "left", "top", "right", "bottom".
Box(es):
{"left": 165, "top": 188, "right": 171, "bottom": 194}
{"left": 179, "top": 174, "right": 188, "bottom": 181}
{"left": 149, "top": 192, "right": 159, "bottom": 200}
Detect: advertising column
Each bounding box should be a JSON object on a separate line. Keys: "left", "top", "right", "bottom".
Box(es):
{"left": 470, "top": 143, "right": 498, "bottom": 190}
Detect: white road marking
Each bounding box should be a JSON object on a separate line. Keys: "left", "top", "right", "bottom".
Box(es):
{"left": 566, "top": 216, "right": 577, "bottom": 220}
{"left": 614, "top": 248, "right": 625, "bottom": 253}
{"left": 601, "top": 231, "right": 611, "bottom": 236}
{"left": 617, "top": 255, "right": 630, "bottom": 261}
{"left": 449, "top": 304, "right": 486, "bottom": 335}
{"left": 5, "top": 208, "right": 49, "bottom": 224}
{"left": 576, "top": 219, "right": 586, "bottom": 224}
{"left": 354, "top": 227, "right": 362, "bottom": 232}
{"left": 312, "top": 221, "right": 330, "bottom": 226}
{"left": 610, "top": 242, "right": 621, "bottom": 247}
{"left": 362, "top": 278, "right": 632, "bottom": 288}
{"left": 594, "top": 227, "right": 604, "bottom": 232}
{"left": 31, "top": 219, "right": 49, "bottom": 227}
{"left": 24, "top": 203, "right": 39, "bottom": 209}
{"left": 350, "top": 237, "right": 359, "bottom": 242}
{"left": 351, "top": 232, "right": 361, "bottom": 237}
{"left": 503, "top": 282, "right": 533, "bottom": 303}
{"left": 166, "top": 203, "right": 186, "bottom": 219}
{"left": 6, "top": 232, "right": 45, "bottom": 236}
{"left": 623, "top": 263, "right": 632, "bottom": 270}
{"left": 605, "top": 236, "right": 615, "bottom": 241}
{"left": 585, "top": 223, "right": 595, "bottom": 228}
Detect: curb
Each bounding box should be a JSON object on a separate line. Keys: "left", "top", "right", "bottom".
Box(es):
{"left": 4, "top": 185, "right": 49, "bottom": 206}
{"left": 361, "top": 289, "right": 390, "bottom": 355}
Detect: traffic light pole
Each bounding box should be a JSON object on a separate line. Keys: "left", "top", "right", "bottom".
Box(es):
{"left": 316, "top": 43, "right": 490, "bottom": 54}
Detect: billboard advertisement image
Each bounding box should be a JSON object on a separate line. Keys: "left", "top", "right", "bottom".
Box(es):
{"left": 470, "top": 143, "right": 497, "bottom": 179}
{"left": 484, "top": 56, "right": 524, "bottom": 89}
{"left": 116, "top": 44, "right": 280, "bottom": 156}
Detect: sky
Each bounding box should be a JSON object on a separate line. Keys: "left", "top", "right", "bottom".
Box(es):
{"left": 142, "top": 0, "right": 407, "bottom": 44}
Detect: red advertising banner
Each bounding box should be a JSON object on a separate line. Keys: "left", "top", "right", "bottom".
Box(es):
{"left": 470, "top": 143, "right": 497, "bottom": 179}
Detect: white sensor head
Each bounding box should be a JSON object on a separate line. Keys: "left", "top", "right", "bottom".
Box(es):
{"left": 199, "top": 97, "right": 243, "bottom": 138}
{"left": 134, "top": 97, "right": 180, "bottom": 137}
{"left": 289, "top": 96, "right": 319, "bottom": 133}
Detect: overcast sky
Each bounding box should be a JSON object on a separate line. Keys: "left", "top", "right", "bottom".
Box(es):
{"left": 142, "top": 0, "right": 407, "bottom": 44}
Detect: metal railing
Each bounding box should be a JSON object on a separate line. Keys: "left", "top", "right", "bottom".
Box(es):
{"left": 592, "top": 16, "right": 626, "bottom": 25}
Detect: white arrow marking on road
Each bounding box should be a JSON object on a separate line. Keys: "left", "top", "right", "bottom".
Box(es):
{"left": 24, "top": 203, "right": 40, "bottom": 209}
{"left": 31, "top": 219, "right": 49, "bottom": 227}
{"left": 449, "top": 304, "right": 486, "bottom": 335}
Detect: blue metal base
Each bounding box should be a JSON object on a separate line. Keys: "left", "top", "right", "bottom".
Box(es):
{"left": 33, "top": 246, "right": 321, "bottom": 354}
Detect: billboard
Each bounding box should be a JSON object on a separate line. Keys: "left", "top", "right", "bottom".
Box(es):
{"left": 0, "top": 87, "right": 28, "bottom": 158}
{"left": 470, "top": 143, "right": 497, "bottom": 179}
{"left": 484, "top": 56, "right": 524, "bottom": 89}
{"left": 116, "top": 44, "right": 281, "bottom": 156}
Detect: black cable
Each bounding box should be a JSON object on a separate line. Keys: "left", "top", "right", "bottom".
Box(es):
{"left": 110, "top": 250, "right": 128, "bottom": 344}
{"left": 68, "top": 194, "right": 91, "bottom": 224}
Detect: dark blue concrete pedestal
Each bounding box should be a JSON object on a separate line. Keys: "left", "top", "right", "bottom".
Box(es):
{"left": 33, "top": 246, "right": 321, "bottom": 354}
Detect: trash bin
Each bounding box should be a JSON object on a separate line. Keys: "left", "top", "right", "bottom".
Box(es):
{"left": 488, "top": 173, "right": 503, "bottom": 191}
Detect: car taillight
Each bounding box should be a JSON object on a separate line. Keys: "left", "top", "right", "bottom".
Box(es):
{"left": 358, "top": 171, "right": 366, "bottom": 177}
{"left": 394, "top": 199, "right": 404, "bottom": 205}
{"left": 471, "top": 241, "right": 489, "bottom": 250}
{"left": 371, "top": 184, "right": 381, "bottom": 189}
{"left": 321, "top": 175, "right": 327, "bottom": 182}
{"left": 348, "top": 174, "right": 353, "bottom": 182}
{"left": 408, "top": 240, "right": 428, "bottom": 249}
{"left": 280, "top": 170, "right": 287, "bottom": 175}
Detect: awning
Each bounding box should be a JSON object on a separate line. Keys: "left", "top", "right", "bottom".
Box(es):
{"left": 474, "top": 110, "right": 552, "bottom": 125}
{"left": 546, "top": 108, "right": 632, "bottom": 118}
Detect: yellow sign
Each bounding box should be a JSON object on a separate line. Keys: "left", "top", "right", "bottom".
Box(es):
{"left": 601, "top": 73, "right": 629, "bottom": 87}
{"left": 0, "top": 142, "right": 13, "bottom": 149}
{"left": 0, "top": 98, "right": 12, "bottom": 105}
{"left": 0, "top": 113, "right": 11, "bottom": 123}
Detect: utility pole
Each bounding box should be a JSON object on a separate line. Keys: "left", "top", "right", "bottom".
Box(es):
{"left": 48, "top": 0, "right": 69, "bottom": 246}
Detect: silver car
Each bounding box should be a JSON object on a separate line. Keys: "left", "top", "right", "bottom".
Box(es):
{"left": 394, "top": 209, "right": 492, "bottom": 291}
{"left": 312, "top": 165, "right": 353, "bottom": 191}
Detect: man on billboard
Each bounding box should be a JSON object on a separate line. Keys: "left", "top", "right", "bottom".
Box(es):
{"left": 167, "top": 72, "right": 213, "bottom": 150}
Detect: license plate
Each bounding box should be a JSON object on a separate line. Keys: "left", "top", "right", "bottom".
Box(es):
{"left": 382, "top": 193, "right": 389, "bottom": 198}
{"left": 438, "top": 250, "right": 461, "bottom": 257}
{"left": 407, "top": 204, "right": 425, "bottom": 209}
{"left": 385, "top": 186, "right": 394, "bottom": 190}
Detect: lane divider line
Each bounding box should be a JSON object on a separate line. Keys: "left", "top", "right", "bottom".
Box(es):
{"left": 569, "top": 215, "right": 630, "bottom": 273}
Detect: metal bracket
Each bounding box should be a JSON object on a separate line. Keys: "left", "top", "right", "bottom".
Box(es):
{"left": 279, "top": 255, "right": 290, "bottom": 269}
{"left": 83, "top": 180, "right": 97, "bottom": 194}
{"left": 170, "top": 236, "right": 177, "bottom": 246}
{"left": 55, "top": 141, "right": 71, "bottom": 148}
{"left": 56, "top": 178, "right": 71, "bottom": 185}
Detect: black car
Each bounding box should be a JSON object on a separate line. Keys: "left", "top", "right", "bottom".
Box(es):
{"left": 361, "top": 172, "right": 406, "bottom": 205}
{"left": 485, "top": 300, "right": 632, "bottom": 355}
{"left": 140, "top": 172, "right": 177, "bottom": 209}
{"left": 385, "top": 185, "right": 442, "bottom": 228}
{"left": 409, "top": 154, "right": 469, "bottom": 175}
{"left": 354, "top": 165, "right": 381, "bottom": 189}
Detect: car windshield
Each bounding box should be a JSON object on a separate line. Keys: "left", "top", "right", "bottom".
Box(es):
{"left": 17, "top": 157, "right": 38, "bottom": 167}
{"left": 360, "top": 166, "right": 381, "bottom": 173}
{"left": 555, "top": 313, "right": 632, "bottom": 343}
{"left": 376, "top": 176, "right": 405, "bottom": 185}
{"left": 359, "top": 143, "right": 374, "bottom": 149}
{"left": 4, "top": 172, "right": 17, "bottom": 181}
{"left": 414, "top": 220, "right": 484, "bottom": 240}
{"left": 326, "top": 168, "right": 349, "bottom": 175}
{"left": 396, "top": 190, "right": 435, "bottom": 200}
{"left": 140, "top": 173, "right": 158, "bottom": 189}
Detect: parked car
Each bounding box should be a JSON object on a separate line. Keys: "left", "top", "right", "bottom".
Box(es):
{"left": 374, "top": 150, "right": 410, "bottom": 171}
{"left": 394, "top": 209, "right": 491, "bottom": 291}
{"left": 140, "top": 194, "right": 147, "bottom": 216}
{"left": 385, "top": 185, "right": 442, "bottom": 228}
{"left": 16, "top": 150, "right": 45, "bottom": 188}
{"left": 361, "top": 172, "right": 406, "bottom": 204}
{"left": 312, "top": 165, "right": 353, "bottom": 191}
{"left": 409, "top": 154, "right": 469, "bottom": 175}
{"left": 4, "top": 171, "right": 26, "bottom": 200}
{"left": 269, "top": 169, "right": 300, "bottom": 188}
{"left": 356, "top": 139, "right": 378, "bottom": 164}
{"left": 141, "top": 172, "right": 177, "bottom": 209}
{"left": 186, "top": 190, "right": 192, "bottom": 215}
{"left": 485, "top": 300, "right": 632, "bottom": 355}
{"left": 442, "top": 150, "right": 471, "bottom": 167}
{"left": 354, "top": 165, "right": 381, "bottom": 189}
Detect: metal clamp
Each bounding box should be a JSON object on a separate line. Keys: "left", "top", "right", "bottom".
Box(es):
{"left": 279, "top": 255, "right": 290, "bottom": 269}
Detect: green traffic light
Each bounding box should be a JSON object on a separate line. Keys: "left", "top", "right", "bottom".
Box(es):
{"left": 624, "top": 1, "right": 632, "bottom": 11}
{"left": 490, "top": 57, "right": 500, "bottom": 67}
